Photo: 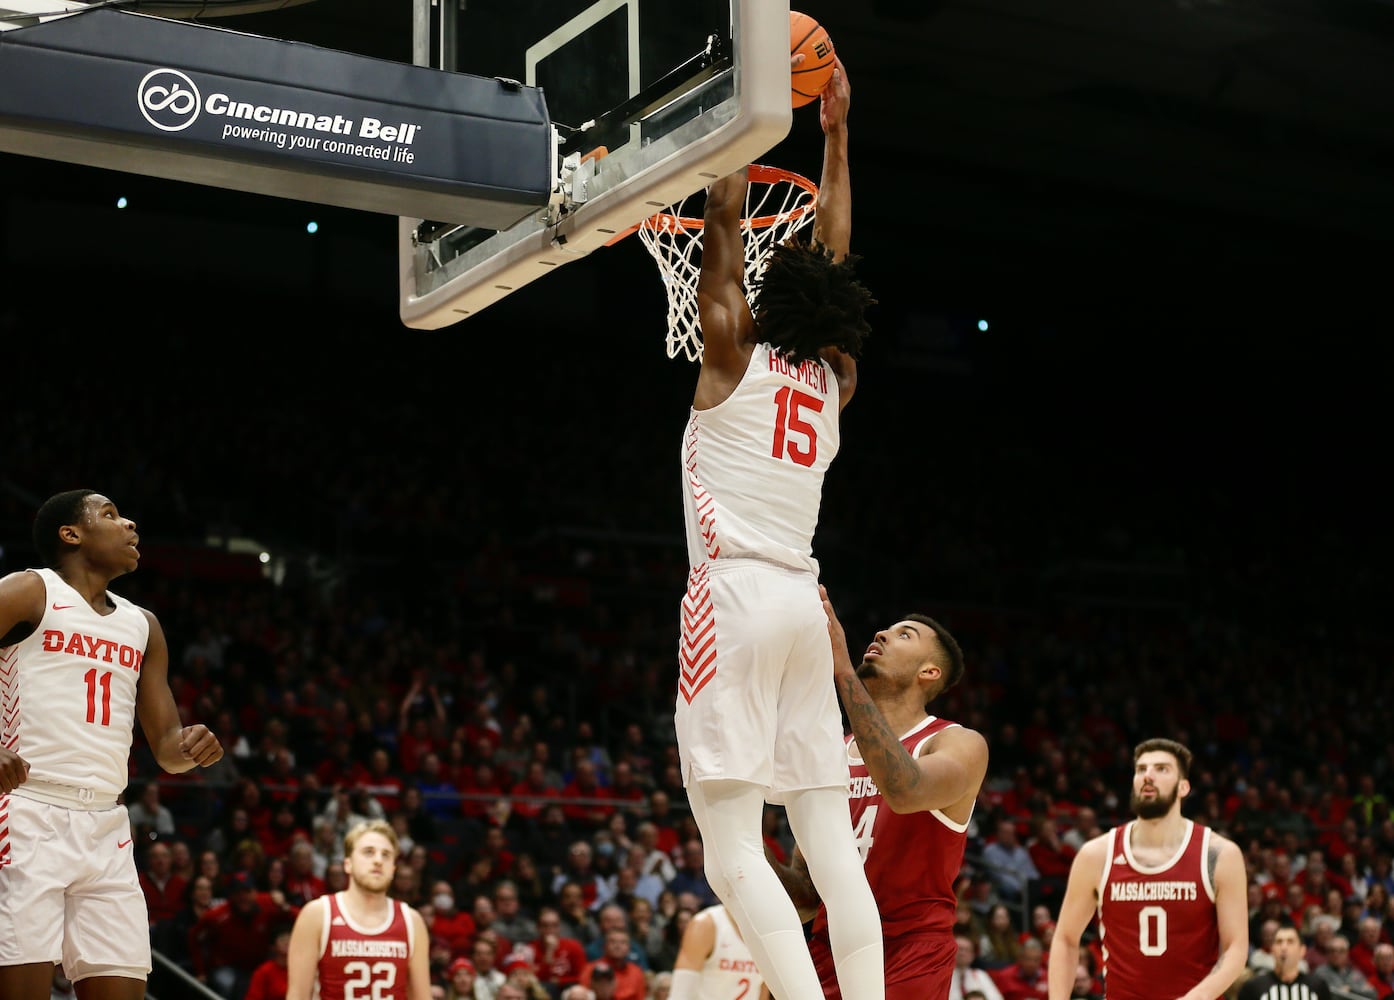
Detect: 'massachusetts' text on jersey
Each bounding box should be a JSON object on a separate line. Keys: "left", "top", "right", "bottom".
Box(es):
{"left": 682, "top": 343, "right": 840, "bottom": 574}
{"left": 812, "top": 716, "right": 967, "bottom": 993}
{"left": 314, "top": 892, "right": 414, "bottom": 1000}
{"left": 0, "top": 568, "right": 148, "bottom": 804}
{"left": 697, "top": 905, "right": 765, "bottom": 1000}
{"left": 1098, "top": 819, "right": 1220, "bottom": 1000}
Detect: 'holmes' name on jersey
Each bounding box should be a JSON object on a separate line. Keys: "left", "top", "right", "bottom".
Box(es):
{"left": 768, "top": 352, "right": 829, "bottom": 394}
{"left": 41, "top": 630, "right": 143, "bottom": 672}
{"left": 1108, "top": 880, "right": 1199, "bottom": 902}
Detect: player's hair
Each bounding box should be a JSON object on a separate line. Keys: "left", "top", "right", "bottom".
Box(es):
{"left": 33, "top": 489, "right": 97, "bottom": 567}
{"left": 1133, "top": 737, "right": 1194, "bottom": 779}
{"left": 752, "top": 240, "right": 875, "bottom": 366}
{"left": 344, "top": 818, "right": 399, "bottom": 857}
{"left": 905, "top": 612, "right": 965, "bottom": 701}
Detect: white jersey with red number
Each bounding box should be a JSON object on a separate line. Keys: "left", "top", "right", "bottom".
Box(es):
{"left": 697, "top": 905, "right": 764, "bottom": 1000}
{"left": 314, "top": 892, "right": 415, "bottom": 1000}
{"left": 1, "top": 568, "right": 148, "bottom": 803}
{"left": 682, "top": 343, "right": 840, "bottom": 574}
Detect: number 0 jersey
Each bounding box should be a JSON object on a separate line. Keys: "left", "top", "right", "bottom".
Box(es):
{"left": 1098, "top": 819, "right": 1220, "bottom": 1000}
{"left": 1, "top": 568, "right": 148, "bottom": 804}
{"left": 811, "top": 716, "right": 968, "bottom": 989}
{"left": 314, "top": 892, "right": 415, "bottom": 1000}
{"left": 681, "top": 343, "right": 840, "bottom": 574}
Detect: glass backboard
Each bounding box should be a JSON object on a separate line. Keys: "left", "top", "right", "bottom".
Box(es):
{"left": 398, "top": 0, "right": 791, "bottom": 330}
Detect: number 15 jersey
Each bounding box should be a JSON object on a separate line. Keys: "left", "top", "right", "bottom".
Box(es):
{"left": 682, "top": 343, "right": 840, "bottom": 574}
{"left": 1097, "top": 819, "right": 1220, "bottom": 1000}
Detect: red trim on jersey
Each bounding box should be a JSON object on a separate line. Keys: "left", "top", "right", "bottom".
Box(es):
{"left": 679, "top": 566, "right": 717, "bottom": 703}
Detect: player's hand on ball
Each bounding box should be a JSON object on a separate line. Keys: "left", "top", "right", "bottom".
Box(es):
{"left": 179, "top": 724, "right": 224, "bottom": 767}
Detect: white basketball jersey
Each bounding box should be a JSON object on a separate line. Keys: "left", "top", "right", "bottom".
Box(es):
{"left": 682, "top": 343, "right": 840, "bottom": 574}
{"left": 698, "top": 905, "right": 764, "bottom": 1000}
{"left": 0, "top": 568, "right": 148, "bottom": 800}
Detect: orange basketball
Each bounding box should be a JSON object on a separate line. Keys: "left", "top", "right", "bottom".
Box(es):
{"left": 790, "top": 11, "right": 835, "bottom": 108}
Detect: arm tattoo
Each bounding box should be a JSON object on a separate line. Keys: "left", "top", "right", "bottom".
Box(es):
{"left": 835, "top": 672, "right": 921, "bottom": 800}
{"left": 1208, "top": 842, "right": 1220, "bottom": 886}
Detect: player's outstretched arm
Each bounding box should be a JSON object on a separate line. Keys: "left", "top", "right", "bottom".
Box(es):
{"left": 695, "top": 168, "right": 756, "bottom": 389}
{"left": 812, "top": 56, "right": 850, "bottom": 262}
{"left": 407, "top": 906, "right": 434, "bottom": 1000}
{"left": 1048, "top": 835, "right": 1107, "bottom": 1000}
{"left": 135, "top": 610, "right": 223, "bottom": 773}
{"left": 285, "top": 897, "right": 327, "bottom": 1000}
{"left": 821, "top": 586, "right": 986, "bottom": 815}
{"left": 1177, "top": 836, "right": 1250, "bottom": 1000}
{"left": 669, "top": 909, "right": 717, "bottom": 1000}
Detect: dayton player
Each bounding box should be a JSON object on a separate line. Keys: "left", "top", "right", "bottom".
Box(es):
{"left": 769, "top": 588, "right": 988, "bottom": 999}
{"left": 0, "top": 489, "right": 224, "bottom": 1000}
{"left": 674, "top": 55, "right": 883, "bottom": 1000}
{"left": 1048, "top": 738, "right": 1248, "bottom": 1000}
{"left": 286, "top": 819, "right": 431, "bottom": 1000}
{"left": 670, "top": 904, "right": 771, "bottom": 1000}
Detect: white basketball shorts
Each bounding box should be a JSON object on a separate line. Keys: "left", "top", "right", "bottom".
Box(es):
{"left": 0, "top": 793, "right": 151, "bottom": 981}
{"left": 674, "top": 559, "right": 845, "bottom": 801}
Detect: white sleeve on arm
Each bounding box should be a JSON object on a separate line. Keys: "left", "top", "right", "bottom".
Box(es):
{"left": 669, "top": 968, "right": 702, "bottom": 1000}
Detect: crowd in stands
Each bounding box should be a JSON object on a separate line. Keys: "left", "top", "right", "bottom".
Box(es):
{"left": 10, "top": 286, "right": 1390, "bottom": 1000}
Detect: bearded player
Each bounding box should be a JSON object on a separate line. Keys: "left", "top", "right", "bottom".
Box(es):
{"left": 769, "top": 587, "right": 989, "bottom": 998}
{"left": 286, "top": 820, "right": 431, "bottom": 1000}
{"left": 1047, "top": 738, "right": 1248, "bottom": 1000}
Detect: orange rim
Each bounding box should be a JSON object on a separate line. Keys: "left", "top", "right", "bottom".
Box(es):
{"left": 604, "top": 164, "right": 818, "bottom": 246}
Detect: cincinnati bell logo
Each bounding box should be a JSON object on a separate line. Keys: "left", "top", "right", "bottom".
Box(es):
{"left": 138, "top": 68, "right": 201, "bottom": 132}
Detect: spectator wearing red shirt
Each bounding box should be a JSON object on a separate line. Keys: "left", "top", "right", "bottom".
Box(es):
{"left": 283, "top": 840, "right": 326, "bottom": 907}
{"left": 243, "top": 928, "right": 291, "bottom": 1000}
{"left": 189, "top": 871, "right": 298, "bottom": 1000}
{"left": 510, "top": 759, "right": 561, "bottom": 823}
{"left": 581, "top": 930, "right": 646, "bottom": 1000}
{"left": 428, "top": 880, "right": 477, "bottom": 957}
{"left": 644, "top": 790, "right": 681, "bottom": 859}
{"left": 141, "top": 840, "right": 189, "bottom": 929}
{"left": 1026, "top": 816, "right": 1076, "bottom": 907}
{"left": 607, "top": 761, "right": 647, "bottom": 817}
{"left": 561, "top": 759, "right": 615, "bottom": 832}
{"left": 531, "top": 906, "right": 589, "bottom": 994}
{"left": 462, "top": 761, "right": 508, "bottom": 822}
{"left": 990, "top": 937, "right": 1050, "bottom": 1000}
{"left": 260, "top": 801, "right": 312, "bottom": 862}
{"left": 357, "top": 747, "right": 404, "bottom": 814}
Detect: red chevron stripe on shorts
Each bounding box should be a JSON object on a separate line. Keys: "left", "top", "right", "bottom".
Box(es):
{"left": 679, "top": 567, "right": 717, "bottom": 703}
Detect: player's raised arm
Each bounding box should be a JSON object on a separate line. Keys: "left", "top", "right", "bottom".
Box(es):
{"left": 1048, "top": 836, "right": 1107, "bottom": 1000}
{"left": 695, "top": 167, "right": 756, "bottom": 389}
{"left": 812, "top": 56, "right": 851, "bottom": 262}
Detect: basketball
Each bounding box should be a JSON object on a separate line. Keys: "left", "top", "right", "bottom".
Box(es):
{"left": 790, "top": 11, "right": 835, "bottom": 108}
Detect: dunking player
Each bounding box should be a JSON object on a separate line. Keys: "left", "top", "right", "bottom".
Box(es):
{"left": 286, "top": 819, "right": 431, "bottom": 1000}
{"left": 1047, "top": 738, "right": 1248, "bottom": 1000}
{"left": 0, "top": 489, "right": 224, "bottom": 1000}
{"left": 769, "top": 588, "right": 989, "bottom": 999}
{"left": 674, "top": 55, "right": 882, "bottom": 1000}
{"left": 670, "top": 903, "right": 770, "bottom": 1000}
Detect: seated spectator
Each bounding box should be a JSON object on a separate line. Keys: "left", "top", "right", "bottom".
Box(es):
{"left": 243, "top": 928, "right": 291, "bottom": 1000}
{"left": 1026, "top": 817, "right": 1075, "bottom": 907}
{"left": 1314, "top": 934, "right": 1378, "bottom": 999}
{"left": 492, "top": 879, "right": 539, "bottom": 947}
{"left": 473, "top": 935, "right": 508, "bottom": 998}
{"left": 981, "top": 820, "right": 1040, "bottom": 912}
{"left": 188, "top": 870, "right": 298, "bottom": 1000}
{"left": 950, "top": 933, "right": 1005, "bottom": 1000}
{"left": 141, "top": 840, "right": 189, "bottom": 947}
{"left": 585, "top": 904, "right": 648, "bottom": 969}
{"left": 128, "top": 781, "right": 177, "bottom": 840}
{"left": 581, "top": 952, "right": 644, "bottom": 1000}
{"left": 1371, "top": 943, "right": 1394, "bottom": 1000}
{"left": 283, "top": 838, "right": 325, "bottom": 906}
{"left": 444, "top": 956, "right": 476, "bottom": 1000}
{"left": 1355, "top": 915, "right": 1391, "bottom": 980}
{"left": 988, "top": 936, "right": 1049, "bottom": 1000}
{"left": 978, "top": 904, "right": 1023, "bottom": 970}
{"left": 664, "top": 840, "right": 718, "bottom": 911}
{"left": 428, "top": 880, "right": 477, "bottom": 957}
{"left": 532, "top": 905, "right": 589, "bottom": 995}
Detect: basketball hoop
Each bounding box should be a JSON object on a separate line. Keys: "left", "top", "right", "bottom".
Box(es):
{"left": 631, "top": 164, "right": 819, "bottom": 362}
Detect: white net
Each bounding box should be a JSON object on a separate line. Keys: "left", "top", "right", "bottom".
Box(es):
{"left": 635, "top": 164, "right": 819, "bottom": 361}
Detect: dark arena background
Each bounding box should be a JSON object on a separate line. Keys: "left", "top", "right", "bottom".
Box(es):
{"left": 2, "top": 1, "right": 1392, "bottom": 998}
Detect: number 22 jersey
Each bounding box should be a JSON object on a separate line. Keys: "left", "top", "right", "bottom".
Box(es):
{"left": 314, "top": 892, "right": 414, "bottom": 1000}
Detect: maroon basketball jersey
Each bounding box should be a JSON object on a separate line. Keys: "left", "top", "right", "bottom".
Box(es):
{"left": 811, "top": 716, "right": 967, "bottom": 994}
{"left": 1098, "top": 820, "right": 1220, "bottom": 1000}
{"left": 315, "top": 892, "right": 414, "bottom": 1000}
